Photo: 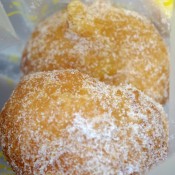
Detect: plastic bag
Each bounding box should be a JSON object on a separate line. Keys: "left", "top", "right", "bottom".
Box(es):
{"left": 0, "top": 0, "right": 174, "bottom": 174}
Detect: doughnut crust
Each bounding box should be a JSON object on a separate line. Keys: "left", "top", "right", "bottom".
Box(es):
{"left": 21, "top": 0, "right": 169, "bottom": 104}
{"left": 0, "top": 70, "right": 168, "bottom": 175}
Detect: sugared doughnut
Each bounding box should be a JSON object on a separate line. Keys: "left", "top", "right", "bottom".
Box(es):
{"left": 21, "top": 0, "right": 169, "bottom": 104}
{"left": 0, "top": 70, "right": 168, "bottom": 175}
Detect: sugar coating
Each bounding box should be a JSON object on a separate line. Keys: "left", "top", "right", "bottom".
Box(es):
{"left": 0, "top": 70, "right": 168, "bottom": 175}
{"left": 21, "top": 0, "right": 169, "bottom": 104}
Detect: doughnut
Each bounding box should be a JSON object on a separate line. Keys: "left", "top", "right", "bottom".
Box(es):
{"left": 21, "top": 0, "right": 169, "bottom": 104}
{"left": 0, "top": 70, "right": 168, "bottom": 175}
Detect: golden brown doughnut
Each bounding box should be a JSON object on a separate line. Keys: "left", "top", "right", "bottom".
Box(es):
{"left": 21, "top": 0, "right": 169, "bottom": 104}
{"left": 0, "top": 70, "right": 168, "bottom": 175}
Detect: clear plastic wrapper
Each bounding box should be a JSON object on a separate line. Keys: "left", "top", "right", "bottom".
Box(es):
{"left": 0, "top": 0, "right": 174, "bottom": 174}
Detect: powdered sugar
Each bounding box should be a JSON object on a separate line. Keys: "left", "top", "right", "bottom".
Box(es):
{"left": 21, "top": 0, "right": 169, "bottom": 104}
{"left": 0, "top": 70, "right": 168, "bottom": 175}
